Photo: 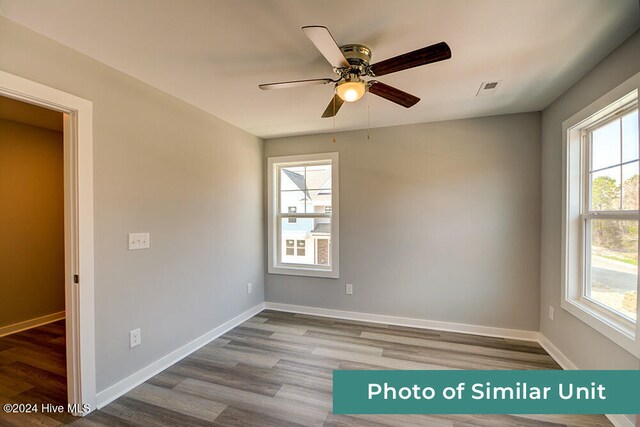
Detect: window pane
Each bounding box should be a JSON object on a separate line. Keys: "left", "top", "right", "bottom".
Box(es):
{"left": 280, "top": 166, "right": 306, "bottom": 191}
{"left": 308, "top": 190, "right": 331, "bottom": 213}
{"left": 591, "top": 166, "right": 620, "bottom": 211}
{"left": 279, "top": 164, "right": 332, "bottom": 215}
{"left": 621, "top": 110, "right": 639, "bottom": 163}
{"left": 622, "top": 161, "right": 639, "bottom": 210}
{"left": 591, "top": 119, "right": 620, "bottom": 171}
{"left": 280, "top": 218, "right": 331, "bottom": 266}
{"left": 305, "top": 164, "right": 331, "bottom": 190}
{"left": 589, "top": 218, "right": 638, "bottom": 320}
{"left": 280, "top": 190, "right": 306, "bottom": 214}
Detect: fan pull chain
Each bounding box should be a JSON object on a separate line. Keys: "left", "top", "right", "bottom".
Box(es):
{"left": 367, "top": 92, "right": 371, "bottom": 141}
{"left": 332, "top": 96, "right": 337, "bottom": 144}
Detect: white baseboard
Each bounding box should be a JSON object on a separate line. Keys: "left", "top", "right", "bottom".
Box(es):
{"left": 264, "top": 302, "right": 540, "bottom": 342}
{"left": 95, "top": 302, "right": 265, "bottom": 409}
{"left": 539, "top": 335, "right": 634, "bottom": 427}
{"left": 0, "top": 311, "right": 65, "bottom": 337}
{"left": 605, "top": 414, "right": 635, "bottom": 427}
{"left": 538, "top": 334, "right": 577, "bottom": 370}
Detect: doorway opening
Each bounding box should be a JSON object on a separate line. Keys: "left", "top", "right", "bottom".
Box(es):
{"left": 0, "top": 71, "right": 96, "bottom": 416}
{"left": 0, "top": 96, "right": 68, "bottom": 417}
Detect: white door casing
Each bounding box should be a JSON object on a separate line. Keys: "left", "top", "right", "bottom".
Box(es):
{"left": 0, "top": 70, "right": 96, "bottom": 414}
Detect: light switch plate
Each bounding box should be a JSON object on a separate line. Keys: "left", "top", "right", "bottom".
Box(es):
{"left": 346, "top": 283, "right": 353, "bottom": 295}
{"left": 128, "top": 233, "right": 150, "bottom": 250}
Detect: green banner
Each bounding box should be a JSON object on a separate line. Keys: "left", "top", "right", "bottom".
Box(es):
{"left": 333, "top": 370, "right": 640, "bottom": 414}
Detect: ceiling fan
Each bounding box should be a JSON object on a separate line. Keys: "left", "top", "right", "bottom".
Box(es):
{"left": 259, "top": 26, "right": 451, "bottom": 118}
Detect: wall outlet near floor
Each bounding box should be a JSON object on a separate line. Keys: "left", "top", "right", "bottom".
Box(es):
{"left": 247, "top": 282, "right": 253, "bottom": 294}
{"left": 548, "top": 305, "right": 555, "bottom": 321}
{"left": 128, "top": 233, "right": 150, "bottom": 250}
{"left": 345, "top": 283, "right": 353, "bottom": 295}
{"left": 129, "top": 328, "right": 141, "bottom": 348}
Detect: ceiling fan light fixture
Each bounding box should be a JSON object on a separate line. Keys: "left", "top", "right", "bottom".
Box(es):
{"left": 336, "top": 79, "right": 366, "bottom": 103}
{"left": 259, "top": 26, "right": 451, "bottom": 117}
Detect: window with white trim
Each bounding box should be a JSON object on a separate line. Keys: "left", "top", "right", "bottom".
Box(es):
{"left": 563, "top": 78, "right": 640, "bottom": 356}
{"left": 267, "top": 153, "right": 339, "bottom": 278}
{"left": 584, "top": 105, "right": 638, "bottom": 321}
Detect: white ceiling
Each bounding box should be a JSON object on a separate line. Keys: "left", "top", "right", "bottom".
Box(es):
{"left": 1, "top": 0, "right": 638, "bottom": 139}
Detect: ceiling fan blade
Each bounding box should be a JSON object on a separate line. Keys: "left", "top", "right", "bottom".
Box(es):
{"left": 321, "top": 94, "right": 345, "bottom": 118}
{"left": 369, "top": 42, "right": 451, "bottom": 77}
{"left": 302, "top": 26, "right": 349, "bottom": 68}
{"left": 259, "top": 78, "right": 334, "bottom": 90}
{"left": 368, "top": 81, "right": 420, "bottom": 108}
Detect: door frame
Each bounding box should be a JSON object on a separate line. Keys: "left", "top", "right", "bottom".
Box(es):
{"left": 0, "top": 70, "right": 96, "bottom": 414}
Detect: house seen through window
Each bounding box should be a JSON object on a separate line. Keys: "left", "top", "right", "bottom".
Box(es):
{"left": 279, "top": 163, "right": 331, "bottom": 266}
{"left": 267, "top": 153, "right": 339, "bottom": 278}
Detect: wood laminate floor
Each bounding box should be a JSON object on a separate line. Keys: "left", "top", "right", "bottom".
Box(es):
{"left": 1, "top": 311, "right": 613, "bottom": 426}
{"left": 0, "top": 319, "right": 77, "bottom": 425}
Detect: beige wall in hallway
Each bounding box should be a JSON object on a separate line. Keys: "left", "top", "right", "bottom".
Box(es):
{"left": 0, "top": 117, "right": 65, "bottom": 327}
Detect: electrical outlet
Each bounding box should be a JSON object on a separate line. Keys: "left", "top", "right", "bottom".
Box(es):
{"left": 345, "top": 283, "right": 353, "bottom": 295}
{"left": 129, "top": 328, "right": 141, "bottom": 348}
{"left": 128, "top": 233, "right": 150, "bottom": 250}
{"left": 548, "top": 305, "right": 555, "bottom": 321}
{"left": 247, "top": 282, "right": 253, "bottom": 294}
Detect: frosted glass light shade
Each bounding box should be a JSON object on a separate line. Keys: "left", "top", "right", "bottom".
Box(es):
{"left": 336, "top": 80, "right": 366, "bottom": 102}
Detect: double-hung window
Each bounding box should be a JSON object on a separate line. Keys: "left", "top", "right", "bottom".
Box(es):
{"left": 584, "top": 105, "right": 638, "bottom": 322}
{"left": 563, "top": 74, "right": 640, "bottom": 356}
{"left": 267, "top": 153, "right": 339, "bottom": 278}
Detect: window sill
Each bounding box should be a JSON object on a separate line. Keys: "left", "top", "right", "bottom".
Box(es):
{"left": 561, "top": 298, "right": 639, "bottom": 357}
{"left": 268, "top": 264, "right": 339, "bottom": 279}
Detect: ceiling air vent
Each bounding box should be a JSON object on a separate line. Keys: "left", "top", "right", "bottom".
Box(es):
{"left": 476, "top": 80, "right": 502, "bottom": 97}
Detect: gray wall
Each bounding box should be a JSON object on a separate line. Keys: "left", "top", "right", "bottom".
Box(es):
{"left": 0, "top": 118, "right": 64, "bottom": 327}
{"left": 540, "top": 30, "right": 640, "bottom": 426}
{"left": 0, "top": 17, "right": 264, "bottom": 392}
{"left": 540, "top": 31, "right": 640, "bottom": 367}
{"left": 265, "top": 112, "right": 542, "bottom": 332}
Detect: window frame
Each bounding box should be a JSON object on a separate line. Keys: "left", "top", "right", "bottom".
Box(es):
{"left": 267, "top": 152, "right": 339, "bottom": 278}
{"left": 562, "top": 71, "right": 640, "bottom": 357}
{"left": 582, "top": 107, "right": 639, "bottom": 329}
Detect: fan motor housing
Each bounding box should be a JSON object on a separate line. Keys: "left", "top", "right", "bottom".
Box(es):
{"left": 340, "top": 44, "right": 372, "bottom": 67}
